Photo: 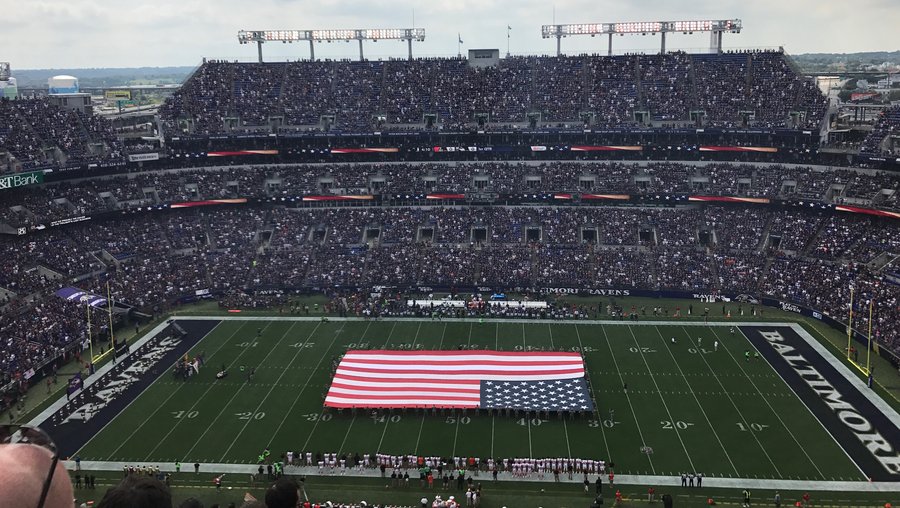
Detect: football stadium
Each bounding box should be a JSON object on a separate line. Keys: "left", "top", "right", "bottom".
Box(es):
{"left": 1, "top": 4, "right": 899, "bottom": 508}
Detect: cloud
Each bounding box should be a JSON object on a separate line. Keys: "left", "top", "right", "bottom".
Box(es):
{"left": 4, "top": 0, "right": 898, "bottom": 69}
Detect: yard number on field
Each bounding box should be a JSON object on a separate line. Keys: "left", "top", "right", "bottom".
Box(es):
{"left": 289, "top": 342, "right": 316, "bottom": 348}
{"left": 736, "top": 422, "right": 769, "bottom": 431}
{"left": 236, "top": 411, "right": 266, "bottom": 420}
{"left": 688, "top": 347, "right": 713, "bottom": 354}
{"left": 237, "top": 341, "right": 258, "bottom": 348}
{"left": 302, "top": 413, "right": 333, "bottom": 422}
{"left": 445, "top": 416, "right": 471, "bottom": 424}
{"left": 172, "top": 410, "right": 199, "bottom": 419}
{"left": 371, "top": 415, "right": 401, "bottom": 423}
{"left": 661, "top": 420, "right": 694, "bottom": 430}
{"left": 517, "top": 418, "right": 549, "bottom": 426}
{"left": 588, "top": 419, "right": 619, "bottom": 428}
{"left": 628, "top": 347, "right": 657, "bottom": 353}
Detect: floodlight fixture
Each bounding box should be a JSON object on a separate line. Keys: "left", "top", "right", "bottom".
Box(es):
{"left": 237, "top": 28, "right": 426, "bottom": 62}
{"left": 541, "top": 19, "right": 742, "bottom": 56}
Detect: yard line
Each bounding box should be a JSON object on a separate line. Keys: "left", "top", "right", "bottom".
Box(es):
{"left": 86, "top": 320, "right": 230, "bottom": 460}
{"left": 547, "top": 323, "right": 555, "bottom": 349}
{"left": 337, "top": 415, "right": 356, "bottom": 456}
{"left": 414, "top": 323, "right": 447, "bottom": 455}
{"left": 373, "top": 323, "right": 402, "bottom": 453}
{"left": 219, "top": 321, "right": 324, "bottom": 460}
{"left": 653, "top": 327, "right": 740, "bottom": 476}
{"left": 625, "top": 325, "right": 695, "bottom": 471}
{"left": 521, "top": 322, "right": 533, "bottom": 458}
{"left": 311, "top": 321, "right": 374, "bottom": 453}
{"left": 136, "top": 321, "right": 277, "bottom": 461}
{"left": 450, "top": 322, "right": 474, "bottom": 458}
{"left": 562, "top": 419, "right": 572, "bottom": 459}
{"left": 597, "top": 325, "right": 656, "bottom": 473}
{"left": 163, "top": 321, "right": 293, "bottom": 462}
{"left": 491, "top": 322, "right": 498, "bottom": 458}
{"left": 574, "top": 324, "right": 611, "bottom": 462}
{"left": 711, "top": 326, "right": 828, "bottom": 480}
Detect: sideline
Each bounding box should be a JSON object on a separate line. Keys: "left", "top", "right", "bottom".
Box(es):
{"left": 171, "top": 316, "right": 793, "bottom": 327}
{"left": 63, "top": 460, "right": 900, "bottom": 493}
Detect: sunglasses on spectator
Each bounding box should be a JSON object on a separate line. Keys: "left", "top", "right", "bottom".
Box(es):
{"left": 0, "top": 425, "right": 59, "bottom": 508}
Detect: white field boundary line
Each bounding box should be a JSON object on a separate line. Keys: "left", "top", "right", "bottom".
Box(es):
{"left": 789, "top": 323, "right": 900, "bottom": 425}
{"left": 28, "top": 318, "right": 190, "bottom": 427}
{"left": 733, "top": 326, "right": 868, "bottom": 480}
{"left": 64, "top": 460, "right": 900, "bottom": 492}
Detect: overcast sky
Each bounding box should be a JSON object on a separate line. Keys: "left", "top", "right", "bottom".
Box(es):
{"left": 5, "top": 0, "right": 899, "bottom": 69}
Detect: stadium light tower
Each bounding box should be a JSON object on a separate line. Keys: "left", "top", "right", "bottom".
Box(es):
{"left": 237, "top": 28, "right": 426, "bottom": 62}
{"left": 541, "top": 19, "right": 742, "bottom": 56}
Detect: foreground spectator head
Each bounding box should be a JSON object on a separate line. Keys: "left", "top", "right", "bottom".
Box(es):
{"left": 0, "top": 429, "right": 71, "bottom": 508}
{"left": 97, "top": 475, "right": 173, "bottom": 508}
{"left": 265, "top": 477, "right": 300, "bottom": 508}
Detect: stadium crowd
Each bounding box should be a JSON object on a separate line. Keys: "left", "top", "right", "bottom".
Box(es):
{"left": 0, "top": 98, "right": 122, "bottom": 171}
{"left": 859, "top": 106, "right": 900, "bottom": 157}
{"left": 1, "top": 194, "right": 899, "bottom": 388}
{"left": 1, "top": 161, "right": 898, "bottom": 228}
{"left": 160, "top": 50, "right": 825, "bottom": 134}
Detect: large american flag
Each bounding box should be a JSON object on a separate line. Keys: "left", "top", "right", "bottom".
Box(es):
{"left": 324, "top": 350, "right": 594, "bottom": 411}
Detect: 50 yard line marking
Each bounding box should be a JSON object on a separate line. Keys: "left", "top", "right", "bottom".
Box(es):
{"left": 598, "top": 325, "right": 655, "bottom": 474}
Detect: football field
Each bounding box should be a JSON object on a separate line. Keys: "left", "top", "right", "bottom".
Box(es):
{"left": 66, "top": 317, "right": 878, "bottom": 483}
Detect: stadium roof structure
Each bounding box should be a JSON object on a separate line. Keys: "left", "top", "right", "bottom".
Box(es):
{"left": 541, "top": 19, "right": 742, "bottom": 56}
{"left": 237, "top": 28, "right": 426, "bottom": 62}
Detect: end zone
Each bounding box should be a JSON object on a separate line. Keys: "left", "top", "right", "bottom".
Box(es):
{"left": 740, "top": 324, "right": 900, "bottom": 482}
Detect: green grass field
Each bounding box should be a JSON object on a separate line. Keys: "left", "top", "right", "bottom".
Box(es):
{"left": 75, "top": 318, "right": 865, "bottom": 483}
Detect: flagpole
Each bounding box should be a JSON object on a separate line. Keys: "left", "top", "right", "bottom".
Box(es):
{"left": 86, "top": 302, "right": 95, "bottom": 364}
{"left": 507, "top": 25, "right": 511, "bottom": 57}
{"left": 866, "top": 299, "right": 874, "bottom": 375}
{"left": 107, "top": 281, "right": 117, "bottom": 361}
{"left": 847, "top": 287, "right": 853, "bottom": 361}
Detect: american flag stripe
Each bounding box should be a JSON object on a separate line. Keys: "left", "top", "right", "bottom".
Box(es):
{"left": 329, "top": 383, "right": 480, "bottom": 394}
{"left": 325, "top": 350, "right": 590, "bottom": 409}
{"left": 336, "top": 365, "right": 585, "bottom": 376}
